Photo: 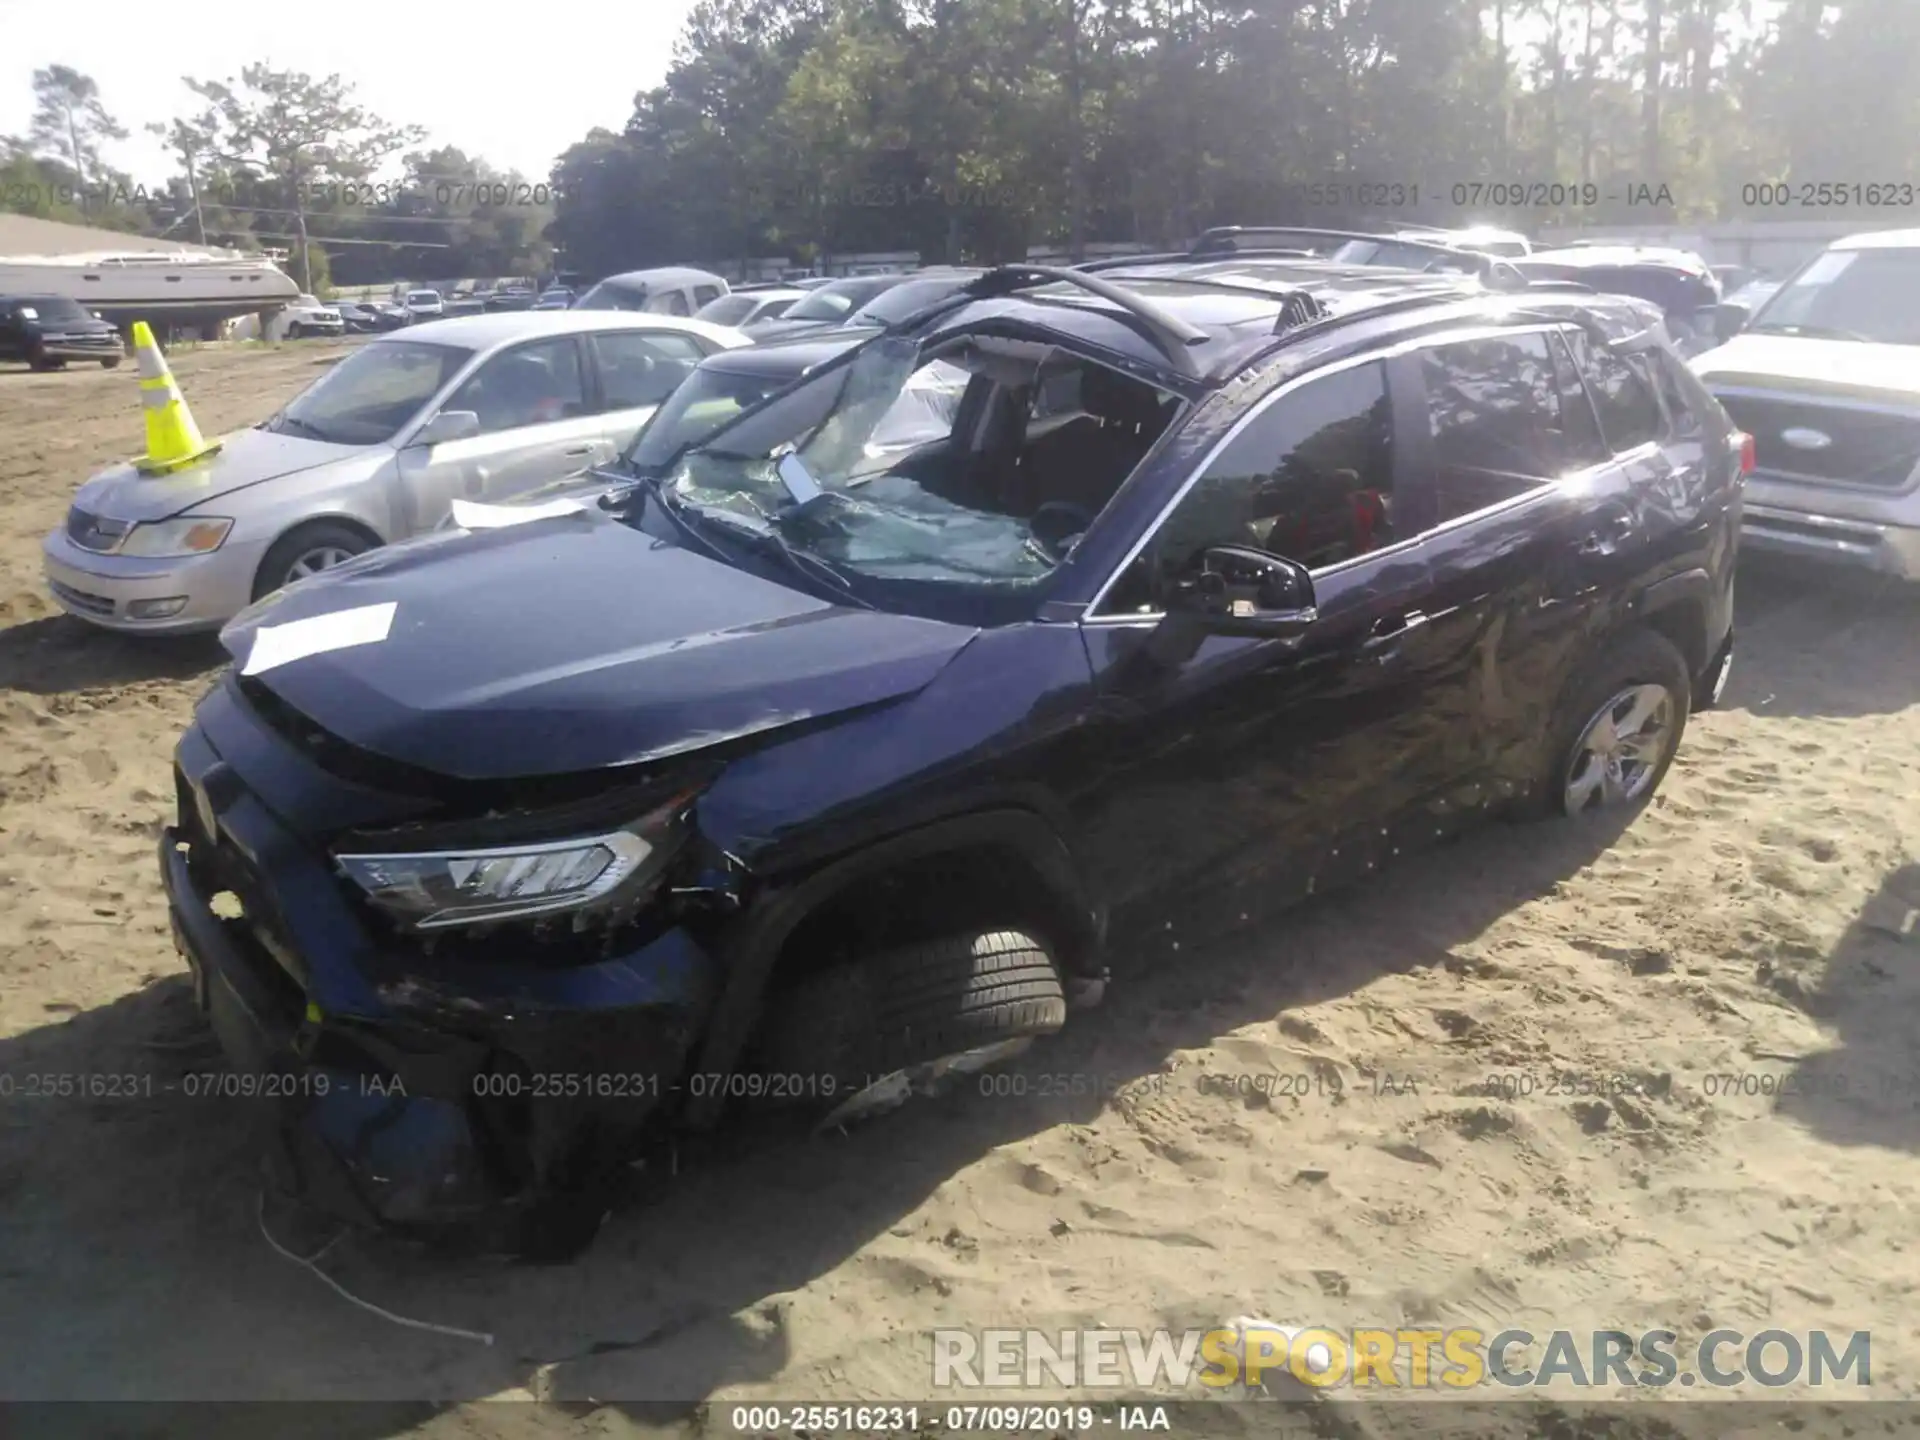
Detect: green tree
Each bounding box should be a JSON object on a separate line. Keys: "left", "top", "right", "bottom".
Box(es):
{"left": 28, "top": 64, "right": 127, "bottom": 191}
{"left": 184, "top": 64, "right": 425, "bottom": 289}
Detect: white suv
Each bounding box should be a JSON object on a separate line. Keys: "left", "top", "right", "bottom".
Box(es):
{"left": 404, "top": 289, "right": 446, "bottom": 322}
{"left": 1692, "top": 227, "right": 1920, "bottom": 581}
{"left": 266, "top": 294, "right": 345, "bottom": 341}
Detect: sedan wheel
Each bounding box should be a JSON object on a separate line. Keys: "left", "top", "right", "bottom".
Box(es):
{"left": 253, "top": 522, "right": 377, "bottom": 601}
{"left": 1562, "top": 682, "right": 1675, "bottom": 814}
{"left": 285, "top": 545, "right": 359, "bottom": 582}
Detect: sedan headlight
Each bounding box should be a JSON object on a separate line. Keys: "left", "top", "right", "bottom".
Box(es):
{"left": 119, "top": 517, "right": 234, "bottom": 558}
{"left": 333, "top": 792, "right": 694, "bottom": 932}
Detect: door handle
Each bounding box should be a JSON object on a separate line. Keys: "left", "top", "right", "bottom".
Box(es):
{"left": 1577, "top": 512, "right": 1636, "bottom": 556}
{"left": 1360, "top": 610, "right": 1428, "bottom": 657}
{"left": 562, "top": 445, "right": 594, "bottom": 457}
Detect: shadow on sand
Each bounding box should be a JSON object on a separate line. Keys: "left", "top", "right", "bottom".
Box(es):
{"left": 0, "top": 805, "right": 1644, "bottom": 1428}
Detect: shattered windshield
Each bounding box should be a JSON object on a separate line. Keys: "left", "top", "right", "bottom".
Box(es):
{"left": 665, "top": 334, "right": 1101, "bottom": 587}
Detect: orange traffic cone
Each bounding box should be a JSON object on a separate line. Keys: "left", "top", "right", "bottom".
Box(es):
{"left": 131, "top": 321, "right": 220, "bottom": 475}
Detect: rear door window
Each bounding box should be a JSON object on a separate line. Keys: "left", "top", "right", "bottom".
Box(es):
{"left": 645, "top": 290, "right": 692, "bottom": 316}
{"left": 589, "top": 329, "right": 709, "bottom": 411}
{"left": 1563, "top": 330, "right": 1663, "bottom": 452}
{"left": 445, "top": 337, "right": 588, "bottom": 435}
{"left": 1643, "top": 348, "right": 1704, "bottom": 437}
{"left": 1414, "top": 332, "right": 1574, "bottom": 524}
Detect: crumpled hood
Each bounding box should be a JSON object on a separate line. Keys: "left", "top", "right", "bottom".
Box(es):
{"left": 218, "top": 508, "right": 978, "bottom": 780}
{"left": 72, "top": 425, "right": 367, "bottom": 523}
{"left": 1692, "top": 333, "right": 1920, "bottom": 400}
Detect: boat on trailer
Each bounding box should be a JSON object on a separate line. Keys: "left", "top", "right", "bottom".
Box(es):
{"left": 0, "top": 248, "right": 301, "bottom": 331}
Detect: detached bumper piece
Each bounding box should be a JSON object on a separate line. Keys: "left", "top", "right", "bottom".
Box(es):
{"left": 160, "top": 825, "right": 707, "bottom": 1258}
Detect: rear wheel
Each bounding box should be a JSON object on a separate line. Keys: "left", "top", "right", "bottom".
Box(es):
{"left": 101, "top": 355, "right": 121, "bottom": 369}
{"left": 1528, "top": 629, "right": 1691, "bottom": 820}
{"left": 253, "top": 521, "right": 375, "bottom": 601}
{"left": 756, "top": 930, "right": 1068, "bottom": 1128}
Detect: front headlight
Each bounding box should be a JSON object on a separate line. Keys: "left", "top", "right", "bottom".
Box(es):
{"left": 119, "top": 517, "right": 234, "bottom": 558}
{"left": 333, "top": 791, "right": 694, "bottom": 932}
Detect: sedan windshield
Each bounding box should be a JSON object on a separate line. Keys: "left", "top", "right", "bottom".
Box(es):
{"left": 626, "top": 365, "right": 802, "bottom": 469}
{"left": 19, "top": 297, "right": 92, "bottom": 323}
{"left": 781, "top": 277, "right": 898, "bottom": 323}
{"left": 1748, "top": 247, "right": 1920, "bottom": 345}
{"left": 261, "top": 340, "right": 473, "bottom": 446}
{"left": 695, "top": 295, "right": 759, "bottom": 326}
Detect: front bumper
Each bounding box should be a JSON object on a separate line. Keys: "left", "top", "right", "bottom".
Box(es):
{"left": 1739, "top": 474, "right": 1920, "bottom": 581}
{"left": 34, "top": 335, "right": 123, "bottom": 362}
{"left": 160, "top": 694, "right": 721, "bottom": 1248}
{"left": 40, "top": 527, "right": 268, "bottom": 633}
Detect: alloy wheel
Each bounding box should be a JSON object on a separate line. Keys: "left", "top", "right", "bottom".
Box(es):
{"left": 1563, "top": 682, "right": 1674, "bottom": 814}
{"left": 285, "top": 546, "right": 359, "bottom": 583}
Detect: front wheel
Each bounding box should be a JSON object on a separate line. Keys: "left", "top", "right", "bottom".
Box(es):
{"left": 285, "top": 322, "right": 304, "bottom": 340}
{"left": 1530, "top": 629, "right": 1692, "bottom": 820}
{"left": 253, "top": 521, "right": 375, "bottom": 601}
{"left": 755, "top": 930, "right": 1069, "bottom": 1129}
{"left": 101, "top": 355, "right": 121, "bottom": 369}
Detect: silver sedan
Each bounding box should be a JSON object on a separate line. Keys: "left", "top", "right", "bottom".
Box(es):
{"left": 42, "top": 310, "right": 751, "bottom": 634}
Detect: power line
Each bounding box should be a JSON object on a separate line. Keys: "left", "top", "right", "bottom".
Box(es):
{"left": 169, "top": 203, "right": 538, "bottom": 226}
{"left": 247, "top": 232, "right": 453, "bottom": 248}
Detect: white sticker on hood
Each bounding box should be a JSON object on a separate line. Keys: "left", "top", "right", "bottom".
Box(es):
{"left": 449, "top": 497, "right": 590, "bottom": 529}
{"left": 240, "top": 601, "right": 397, "bottom": 676}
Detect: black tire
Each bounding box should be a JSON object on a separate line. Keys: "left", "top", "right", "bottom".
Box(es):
{"left": 253, "top": 521, "right": 376, "bottom": 601}
{"left": 101, "top": 355, "right": 121, "bottom": 369}
{"left": 758, "top": 930, "right": 1068, "bottom": 1095}
{"left": 1523, "top": 628, "right": 1692, "bottom": 821}
{"left": 286, "top": 322, "right": 304, "bottom": 340}
{"left": 27, "top": 350, "right": 63, "bottom": 372}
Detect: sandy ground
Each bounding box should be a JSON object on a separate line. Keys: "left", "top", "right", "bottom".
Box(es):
{"left": 1, "top": 346, "right": 1919, "bottom": 1435}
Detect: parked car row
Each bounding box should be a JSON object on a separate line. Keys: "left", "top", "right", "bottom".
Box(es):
{"left": 33, "top": 219, "right": 1919, "bottom": 1260}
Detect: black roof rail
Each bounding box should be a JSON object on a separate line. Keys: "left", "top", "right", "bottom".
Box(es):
{"left": 1072, "top": 251, "right": 1200, "bottom": 273}
{"left": 882, "top": 263, "right": 1213, "bottom": 376}
{"left": 1194, "top": 225, "right": 1389, "bottom": 255}
{"left": 970, "top": 264, "right": 1210, "bottom": 375}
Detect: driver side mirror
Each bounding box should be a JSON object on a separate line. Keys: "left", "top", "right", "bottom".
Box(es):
{"left": 1167, "top": 545, "right": 1318, "bottom": 638}
{"left": 412, "top": 409, "right": 481, "bottom": 447}
{"left": 1713, "top": 301, "right": 1752, "bottom": 344}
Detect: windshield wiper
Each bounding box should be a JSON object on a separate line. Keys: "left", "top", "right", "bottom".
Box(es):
{"left": 268, "top": 414, "right": 334, "bottom": 441}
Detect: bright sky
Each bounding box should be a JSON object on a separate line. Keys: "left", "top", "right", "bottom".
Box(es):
{"left": 0, "top": 0, "right": 699, "bottom": 189}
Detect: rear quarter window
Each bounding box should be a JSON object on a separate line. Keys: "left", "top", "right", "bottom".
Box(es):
{"left": 1643, "top": 348, "right": 1706, "bottom": 437}
{"left": 1563, "top": 330, "right": 1664, "bottom": 452}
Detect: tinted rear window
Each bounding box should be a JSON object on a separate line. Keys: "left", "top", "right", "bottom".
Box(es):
{"left": 1564, "top": 331, "right": 1664, "bottom": 452}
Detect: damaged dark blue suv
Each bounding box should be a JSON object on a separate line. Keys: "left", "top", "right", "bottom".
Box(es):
{"left": 161, "top": 257, "right": 1746, "bottom": 1256}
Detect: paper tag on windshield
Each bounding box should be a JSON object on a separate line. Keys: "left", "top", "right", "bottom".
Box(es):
{"left": 775, "top": 452, "right": 823, "bottom": 506}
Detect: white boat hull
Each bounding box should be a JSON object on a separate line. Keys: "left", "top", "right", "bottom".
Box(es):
{"left": 0, "top": 251, "right": 302, "bottom": 330}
